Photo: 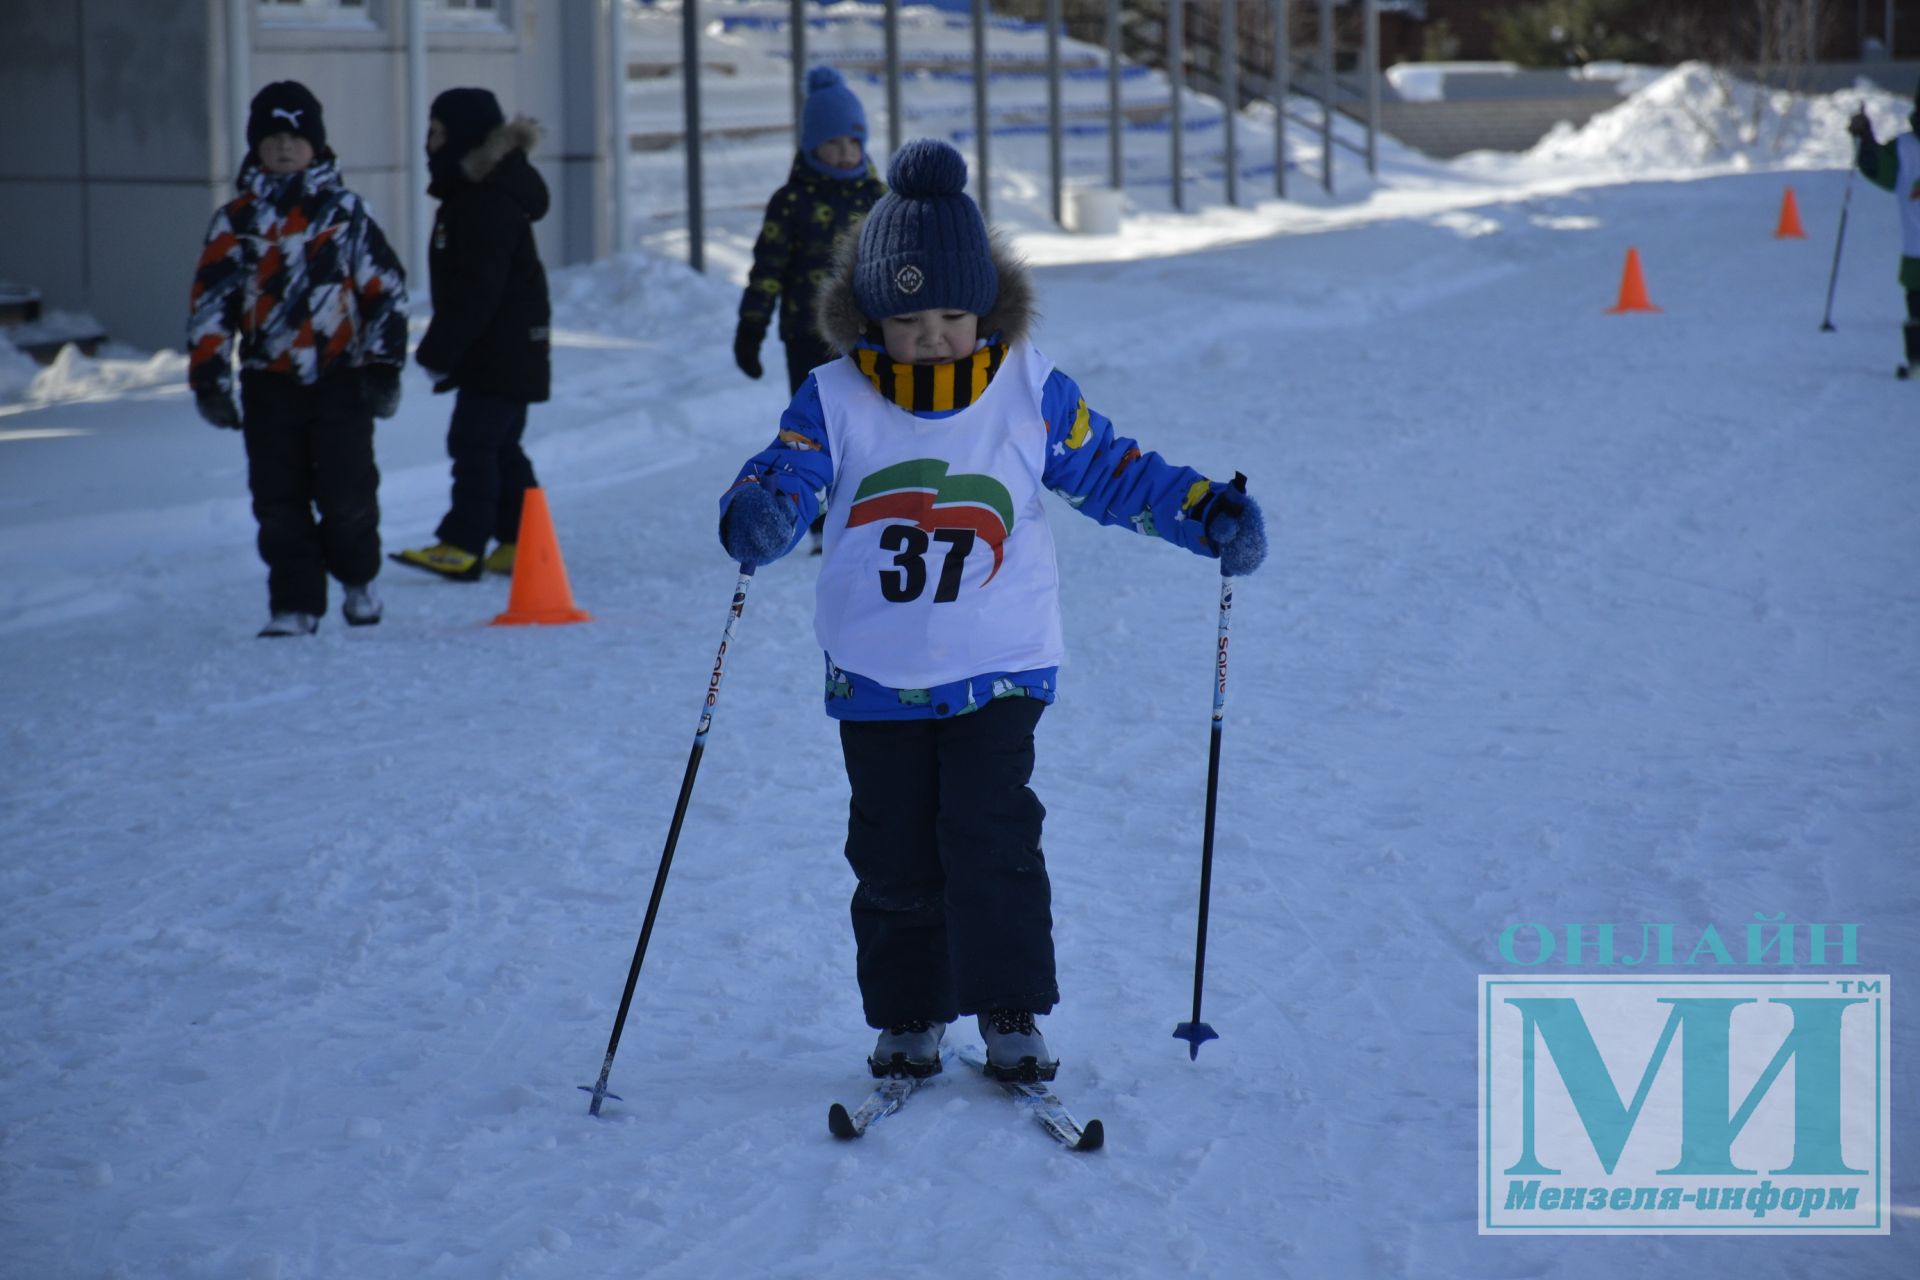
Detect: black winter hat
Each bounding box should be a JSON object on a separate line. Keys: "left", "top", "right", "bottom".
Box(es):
{"left": 431, "top": 87, "right": 507, "bottom": 162}
{"left": 248, "top": 81, "right": 326, "bottom": 153}
{"left": 854, "top": 140, "right": 998, "bottom": 321}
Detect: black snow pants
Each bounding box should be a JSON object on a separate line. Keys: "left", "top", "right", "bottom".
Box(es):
{"left": 434, "top": 389, "right": 537, "bottom": 555}
{"left": 838, "top": 698, "right": 1057, "bottom": 1029}
{"left": 240, "top": 370, "right": 380, "bottom": 615}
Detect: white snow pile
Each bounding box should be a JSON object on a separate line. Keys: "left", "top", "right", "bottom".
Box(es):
{"left": 1529, "top": 60, "right": 1913, "bottom": 171}
{"left": 547, "top": 249, "right": 739, "bottom": 342}
{"left": 0, "top": 338, "right": 185, "bottom": 417}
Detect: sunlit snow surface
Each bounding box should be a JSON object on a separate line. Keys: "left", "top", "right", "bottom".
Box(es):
{"left": 2, "top": 12, "right": 1916, "bottom": 1278}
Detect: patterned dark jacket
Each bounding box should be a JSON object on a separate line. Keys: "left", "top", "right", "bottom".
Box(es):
{"left": 187, "top": 154, "right": 409, "bottom": 397}
{"left": 738, "top": 154, "right": 886, "bottom": 347}
{"left": 416, "top": 119, "right": 553, "bottom": 404}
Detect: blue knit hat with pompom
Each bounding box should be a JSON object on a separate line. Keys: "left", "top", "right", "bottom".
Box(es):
{"left": 801, "top": 67, "right": 867, "bottom": 154}
{"left": 854, "top": 139, "right": 997, "bottom": 321}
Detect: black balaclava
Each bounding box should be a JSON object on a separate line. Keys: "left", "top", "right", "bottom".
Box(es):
{"left": 428, "top": 87, "right": 506, "bottom": 188}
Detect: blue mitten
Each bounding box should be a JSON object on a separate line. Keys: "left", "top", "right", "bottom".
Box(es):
{"left": 1204, "top": 486, "right": 1268, "bottom": 577}
{"left": 720, "top": 484, "right": 798, "bottom": 565}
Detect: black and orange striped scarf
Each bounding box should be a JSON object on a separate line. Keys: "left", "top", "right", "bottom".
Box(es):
{"left": 852, "top": 341, "right": 1010, "bottom": 413}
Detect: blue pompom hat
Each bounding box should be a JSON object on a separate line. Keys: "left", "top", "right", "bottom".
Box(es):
{"left": 801, "top": 67, "right": 867, "bottom": 155}
{"left": 854, "top": 139, "right": 998, "bottom": 321}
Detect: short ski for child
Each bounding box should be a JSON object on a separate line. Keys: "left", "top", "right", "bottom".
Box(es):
{"left": 957, "top": 1045, "right": 1104, "bottom": 1152}
{"left": 828, "top": 1050, "right": 953, "bottom": 1139}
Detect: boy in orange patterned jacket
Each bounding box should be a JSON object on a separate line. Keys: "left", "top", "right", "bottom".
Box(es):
{"left": 188, "top": 82, "right": 410, "bottom": 637}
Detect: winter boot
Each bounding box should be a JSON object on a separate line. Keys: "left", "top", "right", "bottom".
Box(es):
{"left": 342, "top": 582, "right": 383, "bottom": 627}
{"left": 389, "top": 543, "right": 483, "bottom": 581}
{"left": 868, "top": 1020, "right": 947, "bottom": 1079}
{"left": 809, "top": 514, "right": 826, "bottom": 556}
{"left": 484, "top": 543, "right": 516, "bottom": 576}
{"left": 258, "top": 611, "right": 319, "bottom": 638}
{"left": 1900, "top": 323, "right": 1920, "bottom": 380}
{"left": 977, "top": 1009, "right": 1057, "bottom": 1082}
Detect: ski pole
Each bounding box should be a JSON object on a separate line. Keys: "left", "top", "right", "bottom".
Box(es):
{"left": 1821, "top": 117, "right": 1860, "bottom": 333}
{"left": 583, "top": 562, "right": 756, "bottom": 1115}
{"left": 1174, "top": 473, "right": 1246, "bottom": 1061}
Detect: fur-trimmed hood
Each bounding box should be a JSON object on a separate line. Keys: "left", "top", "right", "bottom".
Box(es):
{"left": 462, "top": 116, "right": 540, "bottom": 183}
{"left": 434, "top": 118, "right": 548, "bottom": 222}
{"left": 814, "top": 225, "right": 1034, "bottom": 354}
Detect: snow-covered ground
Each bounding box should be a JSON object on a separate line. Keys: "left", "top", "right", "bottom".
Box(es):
{"left": 2, "top": 21, "right": 1917, "bottom": 1280}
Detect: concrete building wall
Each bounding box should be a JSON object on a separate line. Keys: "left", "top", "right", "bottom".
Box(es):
{"left": 0, "top": 0, "right": 227, "bottom": 351}
{"left": 0, "top": 0, "right": 611, "bottom": 353}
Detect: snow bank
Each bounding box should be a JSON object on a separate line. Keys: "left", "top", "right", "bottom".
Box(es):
{"left": 0, "top": 340, "right": 185, "bottom": 416}
{"left": 1528, "top": 61, "right": 1912, "bottom": 171}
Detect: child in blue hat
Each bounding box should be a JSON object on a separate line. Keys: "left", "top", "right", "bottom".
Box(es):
{"left": 733, "top": 67, "right": 887, "bottom": 549}
{"left": 715, "top": 139, "right": 1269, "bottom": 1084}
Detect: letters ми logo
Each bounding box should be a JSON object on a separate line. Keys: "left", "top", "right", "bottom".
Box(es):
{"left": 1478, "top": 976, "right": 1889, "bottom": 1235}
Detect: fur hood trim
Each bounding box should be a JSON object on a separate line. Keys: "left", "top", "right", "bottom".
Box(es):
{"left": 463, "top": 117, "right": 541, "bottom": 184}
{"left": 815, "top": 225, "right": 1035, "bottom": 354}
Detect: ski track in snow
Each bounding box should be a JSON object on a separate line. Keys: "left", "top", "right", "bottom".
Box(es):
{"left": 3, "top": 57, "right": 1919, "bottom": 1280}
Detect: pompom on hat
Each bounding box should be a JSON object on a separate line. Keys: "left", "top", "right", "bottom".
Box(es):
{"left": 853, "top": 139, "right": 997, "bottom": 321}
{"left": 248, "top": 81, "right": 326, "bottom": 153}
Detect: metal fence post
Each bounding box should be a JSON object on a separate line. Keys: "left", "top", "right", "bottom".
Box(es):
{"left": 609, "top": 0, "right": 631, "bottom": 254}
{"left": 1222, "top": 0, "right": 1238, "bottom": 206}
{"left": 1047, "top": 0, "right": 1063, "bottom": 226}
{"left": 885, "top": 0, "right": 902, "bottom": 158}
{"left": 1318, "top": 0, "right": 1332, "bottom": 194}
{"left": 1169, "top": 0, "right": 1185, "bottom": 211}
{"left": 1274, "top": 0, "right": 1288, "bottom": 198}
{"left": 973, "top": 0, "right": 991, "bottom": 219}
{"left": 1107, "top": 0, "right": 1122, "bottom": 189}
{"left": 791, "top": 0, "right": 807, "bottom": 150}
{"left": 1363, "top": 0, "right": 1377, "bottom": 176}
{"left": 682, "top": 0, "right": 704, "bottom": 272}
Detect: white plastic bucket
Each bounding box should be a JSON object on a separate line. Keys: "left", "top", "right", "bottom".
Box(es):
{"left": 1065, "top": 186, "right": 1123, "bottom": 236}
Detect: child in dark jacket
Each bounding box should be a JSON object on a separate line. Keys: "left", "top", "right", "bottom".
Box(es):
{"left": 734, "top": 66, "right": 887, "bottom": 550}
{"left": 716, "top": 140, "right": 1269, "bottom": 1083}
{"left": 1848, "top": 79, "right": 1920, "bottom": 379}
{"left": 188, "top": 81, "right": 409, "bottom": 637}
{"left": 392, "top": 88, "right": 553, "bottom": 581}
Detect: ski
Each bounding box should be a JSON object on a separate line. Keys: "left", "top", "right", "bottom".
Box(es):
{"left": 827, "top": 1051, "right": 952, "bottom": 1139}
{"left": 956, "top": 1045, "right": 1105, "bottom": 1152}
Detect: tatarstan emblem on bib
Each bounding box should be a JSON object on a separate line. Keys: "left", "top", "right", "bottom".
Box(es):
{"left": 846, "top": 459, "right": 1016, "bottom": 583}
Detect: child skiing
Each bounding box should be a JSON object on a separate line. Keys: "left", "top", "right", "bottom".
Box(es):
{"left": 715, "top": 140, "right": 1268, "bottom": 1084}
{"left": 1848, "top": 79, "right": 1920, "bottom": 378}
{"left": 392, "top": 88, "right": 553, "bottom": 581}
{"left": 734, "top": 66, "right": 886, "bottom": 551}
{"left": 187, "top": 80, "right": 409, "bottom": 637}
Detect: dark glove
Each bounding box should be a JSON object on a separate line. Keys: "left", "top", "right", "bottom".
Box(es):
{"left": 1202, "top": 477, "right": 1268, "bottom": 577}
{"left": 361, "top": 366, "right": 402, "bottom": 419}
{"left": 719, "top": 483, "right": 797, "bottom": 565}
{"left": 195, "top": 391, "right": 241, "bottom": 430}
{"left": 733, "top": 321, "right": 765, "bottom": 380}
{"left": 1848, "top": 111, "right": 1874, "bottom": 141}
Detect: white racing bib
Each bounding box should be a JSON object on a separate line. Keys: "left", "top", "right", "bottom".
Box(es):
{"left": 812, "top": 341, "right": 1065, "bottom": 689}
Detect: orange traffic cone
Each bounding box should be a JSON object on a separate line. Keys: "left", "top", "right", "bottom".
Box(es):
{"left": 1773, "top": 186, "right": 1807, "bottom": 239}
{"left": 1605, "top": 247, "right": 1661, "bottom": 314}
{"left": 492, "top": 488, "right": 591, "bottom": 626}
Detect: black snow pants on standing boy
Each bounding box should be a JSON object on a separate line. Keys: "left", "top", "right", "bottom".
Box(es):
{"left": 240, "top": 370, "right": 381, "bottom": 615}
{"left": 837, "top": 698, "right": 1059, "bottom": 1029}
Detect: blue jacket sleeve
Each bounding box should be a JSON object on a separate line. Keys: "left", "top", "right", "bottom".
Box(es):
{"left": 1039, "top": 368, "right": 1220, "bottom": 557}
{"left": 718, "top": 373, "right": 836, "bottom": 559}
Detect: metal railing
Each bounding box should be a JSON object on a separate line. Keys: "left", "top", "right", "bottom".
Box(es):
{"left": 641, "top": 0, "right": 1382, "bottom": 270}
